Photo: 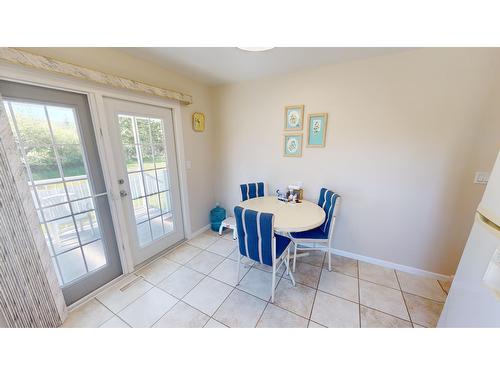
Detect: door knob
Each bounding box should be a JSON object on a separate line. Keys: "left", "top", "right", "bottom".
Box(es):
{"left": 119, "top": 190, "right": 128, "bottom": 197}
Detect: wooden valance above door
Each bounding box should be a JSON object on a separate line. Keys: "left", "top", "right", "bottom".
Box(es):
{"left": 0, "top": 48, "right": 193, "bottom": 105}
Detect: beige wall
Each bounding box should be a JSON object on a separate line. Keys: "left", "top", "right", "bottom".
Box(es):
{"left": 20, "top": 48, "right": 216, "bottom": 234}
{"left": 213, "top": 48, "right": 500, "bottom": 275}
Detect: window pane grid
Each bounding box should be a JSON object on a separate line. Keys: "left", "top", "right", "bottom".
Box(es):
{"left": 120, "top": 114, "right": 172, "bottom": 247}
{"left": 5, "top": 99, "right": 109, "bottom": 286}
{"left": 38, "top": 206, "right": 97, "bottom": 225}
{"left": 130, "top": 189, "right": 170, "bottom": 201}
{"left": 42, "top": 104, "right": 91, "bottom": 274}
{"left": 52, "top": 237, "right": 102, "bottom": 257}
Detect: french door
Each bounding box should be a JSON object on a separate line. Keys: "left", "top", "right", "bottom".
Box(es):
{"left": 0, "top": 80, "right": 122, "bottom": 305}
{"left": 104, "top": 98, "right": 184, "bottom": 266}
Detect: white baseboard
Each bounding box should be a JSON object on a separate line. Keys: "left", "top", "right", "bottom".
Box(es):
{"left": 332, "top": 247, "right": 452, "bottom": 281}
{"left": 188, "top": 223, "right": 211, "bottom": 240}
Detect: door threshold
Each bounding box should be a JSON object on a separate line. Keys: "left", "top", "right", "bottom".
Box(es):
{"left": 66, "top": 274, "right": 127, "bottom": 312}
{"left": 133, "top": 238, "right": 187, "bottom": 274}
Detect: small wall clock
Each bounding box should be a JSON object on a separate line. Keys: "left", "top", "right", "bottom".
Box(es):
{"left": 193, "top": 112, "right": 205, "bottom": 132}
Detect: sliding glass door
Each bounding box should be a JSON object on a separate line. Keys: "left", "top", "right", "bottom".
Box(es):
{"left": 0, "top": 80, "right": 122, "bottom": 305}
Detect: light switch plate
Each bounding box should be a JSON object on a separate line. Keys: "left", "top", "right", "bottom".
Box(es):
{"left": 474, "top": 172, "right": 489, "bottom": 184}
{"left": 185, "top": 160, "right": 192, "bottom": 170}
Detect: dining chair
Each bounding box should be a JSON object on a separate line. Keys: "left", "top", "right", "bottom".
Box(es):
{"left": 240, "top": 181, "right": 265, "bottom": 201}
{"left": 289, "top": 188, "right": 341, "bottom": 272}
{"left": 234, "top": 206, "right": 295, "bottom": 302}
{"left": 218, "top": 181, "right": 266, "bottom": 239}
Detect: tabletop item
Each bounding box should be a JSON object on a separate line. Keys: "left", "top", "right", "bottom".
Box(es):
{"left": 234, "top": 206, "right": 295, "bottom": 302}
{"left": 288, "top": 183, "right": 304, "bottom": 201}
{"left": 239, "top": 196, "right": 325, "bottom": 233}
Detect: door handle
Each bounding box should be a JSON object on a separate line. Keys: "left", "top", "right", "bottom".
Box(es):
{"left": 120, "top": 190, "right": 128, "bottom": 197}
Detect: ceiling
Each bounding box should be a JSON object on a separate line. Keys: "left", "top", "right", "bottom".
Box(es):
{"left": 120, "top": 47, "right": 414, "bottom": 86}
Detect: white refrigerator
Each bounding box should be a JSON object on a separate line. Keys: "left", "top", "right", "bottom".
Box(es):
{"left": 438, "top": 151, "right": 500, "bottom": 327}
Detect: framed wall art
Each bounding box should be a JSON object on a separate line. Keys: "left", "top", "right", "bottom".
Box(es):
{"left": 284, "top": 105, "right": 304, "bottom": 131}
{"left": 307, "top": 113, "right": 328, "bottom": 147}
{"left": 283, "top": 133, "right": 303, "bottom": 157}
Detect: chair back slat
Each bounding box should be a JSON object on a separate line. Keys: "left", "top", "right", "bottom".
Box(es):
{"left": 234, "top": 206, "right": 273, "bottom": 266}
{"left": 317, "top": 188, "right": 340, "bottom": 234}
{"left": 240, "top": 182, "right": 265, "bottom": 201}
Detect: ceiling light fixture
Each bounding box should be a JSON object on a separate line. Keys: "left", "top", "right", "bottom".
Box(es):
{"left": 237, "top": 47, "right": 275, "bottom": 52}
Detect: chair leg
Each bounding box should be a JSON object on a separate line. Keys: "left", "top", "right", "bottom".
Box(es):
{"left": 328, "top": 248, "right": 332, "bottom": 271}
{"left": 292, "top": 243, "right": 298, "bottom": 272}
{"left": 271, "top": 263, "right": 276, "bottom": 303}
{"left": 285, "top": 250, "right": 290, "bottom": 276}
{"left": 286, "top": 249, "right": 296, "bottom": 287}
{"left": 236, "top": 254, "right": 241, "bottom": 286}
{"left": 218, "top": 222, "right": 224, "bottom": 236}
{"left": 232, "top": 228, "right": 237, "bottom": 240}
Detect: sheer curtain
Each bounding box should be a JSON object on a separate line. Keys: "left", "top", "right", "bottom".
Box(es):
{"left": 0, "top": 93, "right": 66, "bottom": 327}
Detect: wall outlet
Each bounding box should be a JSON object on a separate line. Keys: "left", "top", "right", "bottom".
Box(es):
{"left": 474, "top": 172, "right": 489, "bottom": 184}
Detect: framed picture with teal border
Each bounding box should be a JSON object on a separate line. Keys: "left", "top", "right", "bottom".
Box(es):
{"left": 283, "top": 133, "right": 302, "bottom": 157}
{"left": 284, "top": 105, "right": 304, "bottom": 131}
{"left": 307, "top": 113, "right": 328, "bottom": 147}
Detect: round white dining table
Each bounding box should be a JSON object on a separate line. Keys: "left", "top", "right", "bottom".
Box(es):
{"left": 239, "top": 196, "right": 325, "bottom": 233}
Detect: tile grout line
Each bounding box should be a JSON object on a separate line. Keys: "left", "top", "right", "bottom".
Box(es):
{"left": 357, "top": 259, "right": 361, "bottom": 327}
{"left": 358, "top": 276, "right": 447, "bottom": 303}
{"left": 153, "top": 273, "right": 212, "bottom": 324}
{"left": 437, "top": 279, "right": 449, "bottom": 295}
{"left": 203, "top": 316, "right": 230, "bottom": 328}
{"left": 93, "top": 298, "right": 129, "bottom": 328}
{"left": 394, "top": 269, "right": 414, "bottom": 327}
{"left": 252, "top": 267, "right": 286, "bottom": 327}
{"left": 100, "top": 276, "right": 155, "bottom": 317}
{"left": 305, "top": 252, "right": 325, "bottom": 325}
{"left": 307, "top": 255, "right": 325, "bottom": 328}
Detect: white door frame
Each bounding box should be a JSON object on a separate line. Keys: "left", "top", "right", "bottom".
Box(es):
{"left": 0, "top": 61, "right": 193, "bottom": 275}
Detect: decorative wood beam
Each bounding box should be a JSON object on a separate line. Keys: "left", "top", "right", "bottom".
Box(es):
{"left": 0, "top": 48, "right": 193, "bottom": 105}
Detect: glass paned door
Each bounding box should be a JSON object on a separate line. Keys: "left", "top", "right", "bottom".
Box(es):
{"left": 118, "top": 115, "right": 173, "bottom": 246}
{"left": 105, "top": 98, "right": 184, "bottom": 266}
{"left": 0, "top": 80, "right": 122, "bottom": 305}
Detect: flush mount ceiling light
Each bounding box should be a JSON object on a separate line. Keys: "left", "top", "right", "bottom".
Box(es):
{"left": 237, "top": 47, "right": 275, "bottom": 52}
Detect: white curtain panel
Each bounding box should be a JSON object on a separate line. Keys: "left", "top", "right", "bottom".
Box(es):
{"left": 0, "top": 93, "right": 67, "bottom": 328}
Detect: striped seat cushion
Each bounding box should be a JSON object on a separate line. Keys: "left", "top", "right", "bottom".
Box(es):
{"left": 240, "top": 182, "right": 265, "bottom": 201}
{"left": 317, "top": 188, "right": 339, "bottom": 234}
{"left": 290, "top": 227, "right": 328, "bottom": 240}
{"left": 234, "top": 206, "right": 289, "bottom": 266}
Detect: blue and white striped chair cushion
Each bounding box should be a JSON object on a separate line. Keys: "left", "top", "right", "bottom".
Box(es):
{"left": 234, "top": 206, "right": 290, "bottom": 266}
{"left": 290, "top": 188, "right": 339, "bottom": 240}
{"left": 290, "top": 227, "right": 328, "bottom": 240}
{"left": 317, "top": 188, "right": 339, "bottom": 234}
{"left": 240, "top": 182, "right": 265, "bottom": 201}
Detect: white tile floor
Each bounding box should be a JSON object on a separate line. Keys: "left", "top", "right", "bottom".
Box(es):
{"left": 63, "top": 230, "right": 448, "bottom": 328}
